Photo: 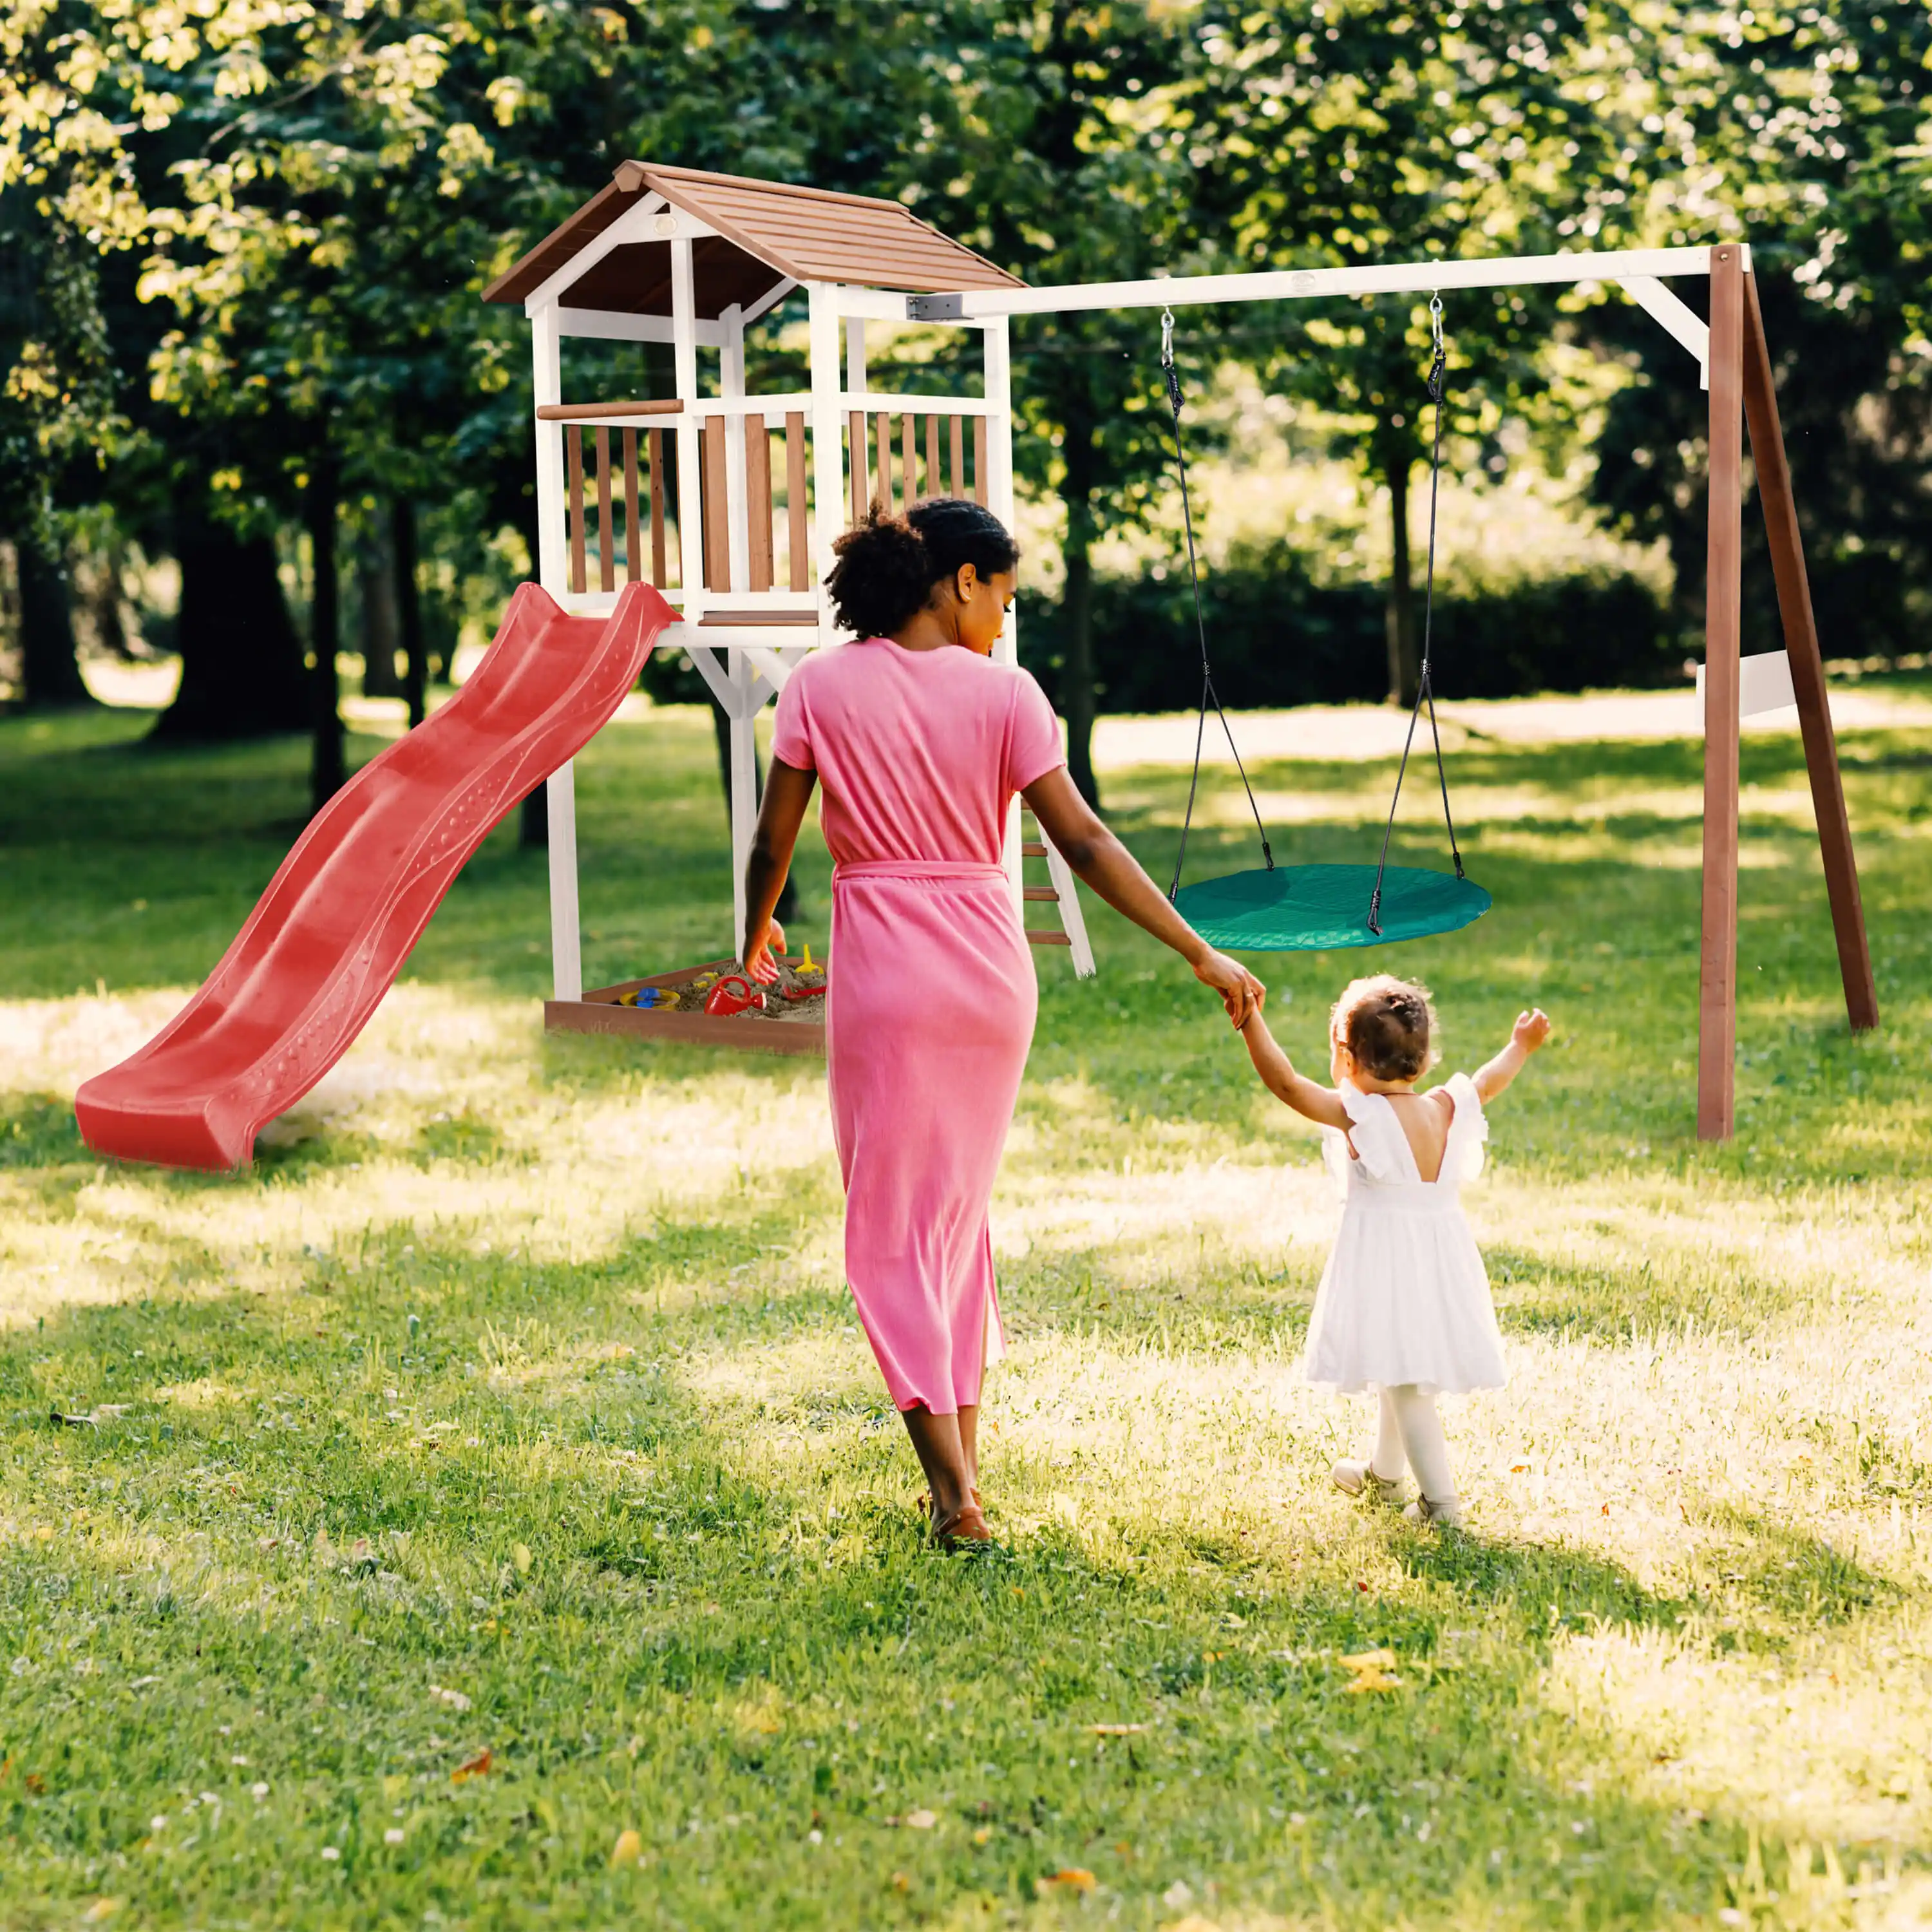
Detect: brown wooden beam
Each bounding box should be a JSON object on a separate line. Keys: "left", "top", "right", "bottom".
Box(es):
{"left": 1699, "top": 243, "right": 1746, "bottom": 1142}
{"left": 1740, "top": 270, "right": 1879, "bottom": 1034}
{"left": 536, "top": 399, "right": 682, "bottom": 421}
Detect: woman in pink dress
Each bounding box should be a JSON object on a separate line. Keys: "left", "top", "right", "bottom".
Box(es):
{"left": 743, "top": 500, "right": 1262, "bottom": 1545}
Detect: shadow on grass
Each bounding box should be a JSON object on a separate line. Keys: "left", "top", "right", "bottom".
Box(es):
{"left": 1485, "top": 1244, "right": 1826, "bottom": 1342}
{"left": 1400, "top": 1525, "right": 1687, "bottom": 1638}
{"left": 4, "top": 1222, "right": 1927, "bottom": 1927}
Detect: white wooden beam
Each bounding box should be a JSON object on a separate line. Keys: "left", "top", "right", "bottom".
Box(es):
{"left": 545, "top": 762, "right": 583, "bottom": 1003}
{"left": 529, "top": 299, "right": 582, "bottom": 1004}
{"left": 670, "top": 234, "right": 706, "bottom": 620}
{"left": 553, "top": 307, "right": 727, "bottom": 348}
{"left": 809, "top": 283, "right": 847, "bottom": 643}
{"left": 739, "top": 278, "right": 799, "bottom": 328}
{"left": 522, "top": 194, "right": 673, "bottom": 317}
{"left": 721, "top": 303, "right": 752, "bottom": 594}
{"left": 728, "top": 655, "right": 761, "bottom": 959}
{"left": 1616, "top": 274, "right": 1713, "bottom": 387}
{"left": 906, "top": 243, "right": 1746, "bottom": 322}
{"left": 983, "top": 314, "right": 1026, "bottom": 923}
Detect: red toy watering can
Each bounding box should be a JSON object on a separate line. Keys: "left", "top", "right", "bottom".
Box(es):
{"left": 703, "top": 974, "right": 765, "bottom": 1018}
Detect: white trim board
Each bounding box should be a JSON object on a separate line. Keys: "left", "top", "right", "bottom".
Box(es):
{"left": 906, "top": 243, "right": 1747, "bottom": 322}
{"left": 1697, "top": 649, "right": 1800, "bottom": 721}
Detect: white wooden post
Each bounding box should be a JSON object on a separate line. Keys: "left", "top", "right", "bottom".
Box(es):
{"left": 531, "top": 298, "right": 583, "bottom": 1003}
{"left": 670, "top": 232, "right": 705, "bottom": 613}
{"left": 730, "top": 658, "right": 759, "bottom": 960}
{"left": 983, "top": 315, "right": 1025, "bottom": 918}
{"left": 721, "top": 302, "right": 751, "bottom": 593}
{"left": 807, "top": 283, "right": 846, "bottom": 641}
{"left": 845, "top": 314, "right": 867, "bottom": 397}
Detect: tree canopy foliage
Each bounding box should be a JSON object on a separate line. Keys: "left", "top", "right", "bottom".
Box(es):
{"left": 3, "top": 2, "right": 1927, "bottom": 803}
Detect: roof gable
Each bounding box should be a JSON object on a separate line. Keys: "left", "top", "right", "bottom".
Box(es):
{"left": 481, "top": 164, "right": 1022, "bottom": 317}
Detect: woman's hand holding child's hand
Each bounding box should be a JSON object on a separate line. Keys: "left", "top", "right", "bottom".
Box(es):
{"left": 1513, "top": 1009, "right": 1551, "bottom": 1052}
{"left": 1194, "top": 949, "right": 1265, "bottom": 1028}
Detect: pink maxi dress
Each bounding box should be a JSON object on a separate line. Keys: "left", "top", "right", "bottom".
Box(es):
{"left": 770, "top": 636, "right": 1065, "bottom": 1415}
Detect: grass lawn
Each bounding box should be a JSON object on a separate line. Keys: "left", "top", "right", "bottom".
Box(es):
{"left": 1, "top": 687, "right": 1929, "bottom": 1931}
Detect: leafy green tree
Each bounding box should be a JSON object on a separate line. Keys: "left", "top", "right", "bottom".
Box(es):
{"left": 1584, "top": 2, "right": 1932, "bottom": 656}
{"left": 1185, "top": 1, "right": 1654, "bottom": 705}
{"left": 887, "top": 1, "right": 1217, "bottom": 806}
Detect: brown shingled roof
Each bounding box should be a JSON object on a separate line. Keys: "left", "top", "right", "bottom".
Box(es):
{"left": 481, "top": 164, "right": 1023, "bottom": 317}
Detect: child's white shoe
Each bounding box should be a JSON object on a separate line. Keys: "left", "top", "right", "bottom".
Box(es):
{"left": 1402, "top": 1494, "right": 1466, "bottom": 1529}
{"left": 1331, "top": 1459, "right": 1410, "bottom": 1506}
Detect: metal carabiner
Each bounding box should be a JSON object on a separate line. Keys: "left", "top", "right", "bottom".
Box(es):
{"left": 1429, "top": 291, "right": 1444, "bottom": 352}
{"left": 1160, "top": 305, "right": 1176, "bottom": 369}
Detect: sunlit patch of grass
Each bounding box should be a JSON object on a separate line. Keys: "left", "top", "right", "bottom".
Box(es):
{"left": 1, "top": 692, "right": 1929, "bottom": 1926}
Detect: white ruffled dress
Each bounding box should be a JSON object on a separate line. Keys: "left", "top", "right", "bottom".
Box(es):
{"left": 1302, "top": 1074, "right": 1507, "bottom": 1396}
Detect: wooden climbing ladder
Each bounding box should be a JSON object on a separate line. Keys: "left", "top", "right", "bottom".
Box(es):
{"left": 1019, "top": 811, "right": 1095, "bottom": 977}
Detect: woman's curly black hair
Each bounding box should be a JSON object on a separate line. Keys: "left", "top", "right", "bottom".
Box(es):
{"left": 824, "top": 497, "right": 1019, "bottom": 639}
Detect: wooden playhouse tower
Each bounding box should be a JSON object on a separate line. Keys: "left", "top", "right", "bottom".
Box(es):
{"left": 482, "top": 163, "right": 1095, "bottom": 1043}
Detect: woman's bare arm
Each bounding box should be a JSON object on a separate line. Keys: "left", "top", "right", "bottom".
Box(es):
{"left": 1021, "top": 766, "right": 1264, "bottom": 1028}
{"left": 1238, "top": 1011, "right": 1352, "bottom": 1129}
{"left": 743, "top": 757, "right": 817, "bottom": 981}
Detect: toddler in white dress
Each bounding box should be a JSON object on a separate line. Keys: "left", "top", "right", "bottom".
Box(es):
{"left": 1239, "top": 975, "right": 1551, "bottom": 1526}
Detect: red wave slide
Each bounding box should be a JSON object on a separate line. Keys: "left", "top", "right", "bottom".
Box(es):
{"left": 76, "top": 580, "right": 676, "bottom": 1171}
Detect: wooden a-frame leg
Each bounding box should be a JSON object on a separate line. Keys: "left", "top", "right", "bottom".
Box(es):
{"left": 1739, "top": 272, "right": 1879, "bottom": 1034}
{"left": 1698, "top": 243, "right": 1746, "bottom": 1142}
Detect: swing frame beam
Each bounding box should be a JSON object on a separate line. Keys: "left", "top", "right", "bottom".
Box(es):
{"left": 909, "top": 241, "right": 1879, "bottom": 1142}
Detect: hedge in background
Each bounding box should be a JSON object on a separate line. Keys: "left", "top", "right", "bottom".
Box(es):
{"left": 1021, "top": 544, "right": 1680, "bottom": 714}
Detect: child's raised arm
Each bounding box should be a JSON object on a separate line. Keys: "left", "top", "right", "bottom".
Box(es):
{"left": 1240, "top": 1011, "right": 1351, "bottom": 1130}
{"left": 1473, "top": 1008, "right": 1551, "bottom": 1104}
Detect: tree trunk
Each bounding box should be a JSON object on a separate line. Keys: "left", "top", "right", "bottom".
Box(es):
{"left": 154, "top": 516, "right": 309, "bottom": 740}
{"left": 394, "top": 497, "right": 426, "bottom": 728}
{"left": 308, "top": 452, "right": 346, "bottom": 816}
{"left": 1384, "top": 457, "right": 1418, "bottom": 706}
{"left": 710, "top": 697, "right": 797, "bottom": 926}
{"left": 357, "top": 522, "right": 403, "bottom": 697}
{"left": 1060, "top": 424, "right": 1101, "bottom": 809}
{"left": 86, "top": 535, "right": 132, "bottom": 659}
{"left": 15, "top": 535, "right": 95, "bottom": 708}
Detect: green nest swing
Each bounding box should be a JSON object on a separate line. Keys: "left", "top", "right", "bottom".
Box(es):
{"left": 1156, "top": 299, "right": 1490, "bottom": 954}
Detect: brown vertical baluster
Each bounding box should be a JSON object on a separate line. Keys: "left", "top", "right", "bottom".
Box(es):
{"left": 972, "top": 417, "right": 989, "bottom": 507}
{"left": 565, "top": 424, "right": 587, "bottom": 595}
{"left": 703, "top": 413, "right": 730, "bottom": 592}
{"left": 746, "top": 413, "right": 774, "bottom": 592}
{"left": 926, "top": 416, "right": 941, "bottom": 500}
{"left": 949, "top": 417, "right": 964, "bottom": 497}
{"left": 594, "top": 428, "right": 614, "bottom": 593}
{"left": 874, "top": 411, "right": 892, "bottom": 513}
{"left": 1698, "top": 242, "right": 1746, "bottom": 1142}
{"left": 1739, "top": 268, "right": 1877, "bottom": 1034}
{"left": 621, "top": 429, "right": 641, "bottom": 582}
{"left": 848, "top": 412, "right": 866, "bottom": 522}
{"left": 785, "top": 412, "right": 810, "bottom": 592}
{"left": 902, "top": 413, "right": 918, "bottom": 505}
{"left": 648, "top": 429, "right": 667, "bottom": 587}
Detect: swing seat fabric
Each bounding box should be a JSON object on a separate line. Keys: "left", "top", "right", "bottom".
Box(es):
{"left": 1173, "top": 862, "right": 1490, "bottom": 953}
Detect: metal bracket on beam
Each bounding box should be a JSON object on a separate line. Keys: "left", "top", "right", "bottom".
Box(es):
{"left": 906, "top": 292, "right": 964, "bottom": 321}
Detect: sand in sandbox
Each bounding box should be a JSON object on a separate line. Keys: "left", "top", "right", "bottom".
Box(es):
{"left": 670, "top": 957, "right": 826, "bottom": 1025}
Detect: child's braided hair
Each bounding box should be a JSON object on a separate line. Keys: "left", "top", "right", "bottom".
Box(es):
{"left": 1331, "top": 974, "right": 1439, "bottom": 1083}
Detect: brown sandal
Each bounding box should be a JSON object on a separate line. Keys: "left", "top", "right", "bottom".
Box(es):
{"left": 930, "top": 1499, "right": 992, "bottom": 1548}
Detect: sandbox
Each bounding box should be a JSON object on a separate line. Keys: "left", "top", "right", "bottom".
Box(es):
{"left": 544, "top": 954, "right": 826, "bottom": 1057}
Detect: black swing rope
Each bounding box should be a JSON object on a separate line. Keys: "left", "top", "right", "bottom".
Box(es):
{"left": 1160, "top": 307, "right": 1274, "bottom": 902}
{"left": 1367, "top": 294, "right": 1466, "bottom": 936}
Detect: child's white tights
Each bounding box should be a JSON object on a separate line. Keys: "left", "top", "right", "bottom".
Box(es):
{"left": 1370, "top": 1385, "right": 1457, "bottom": 1504}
